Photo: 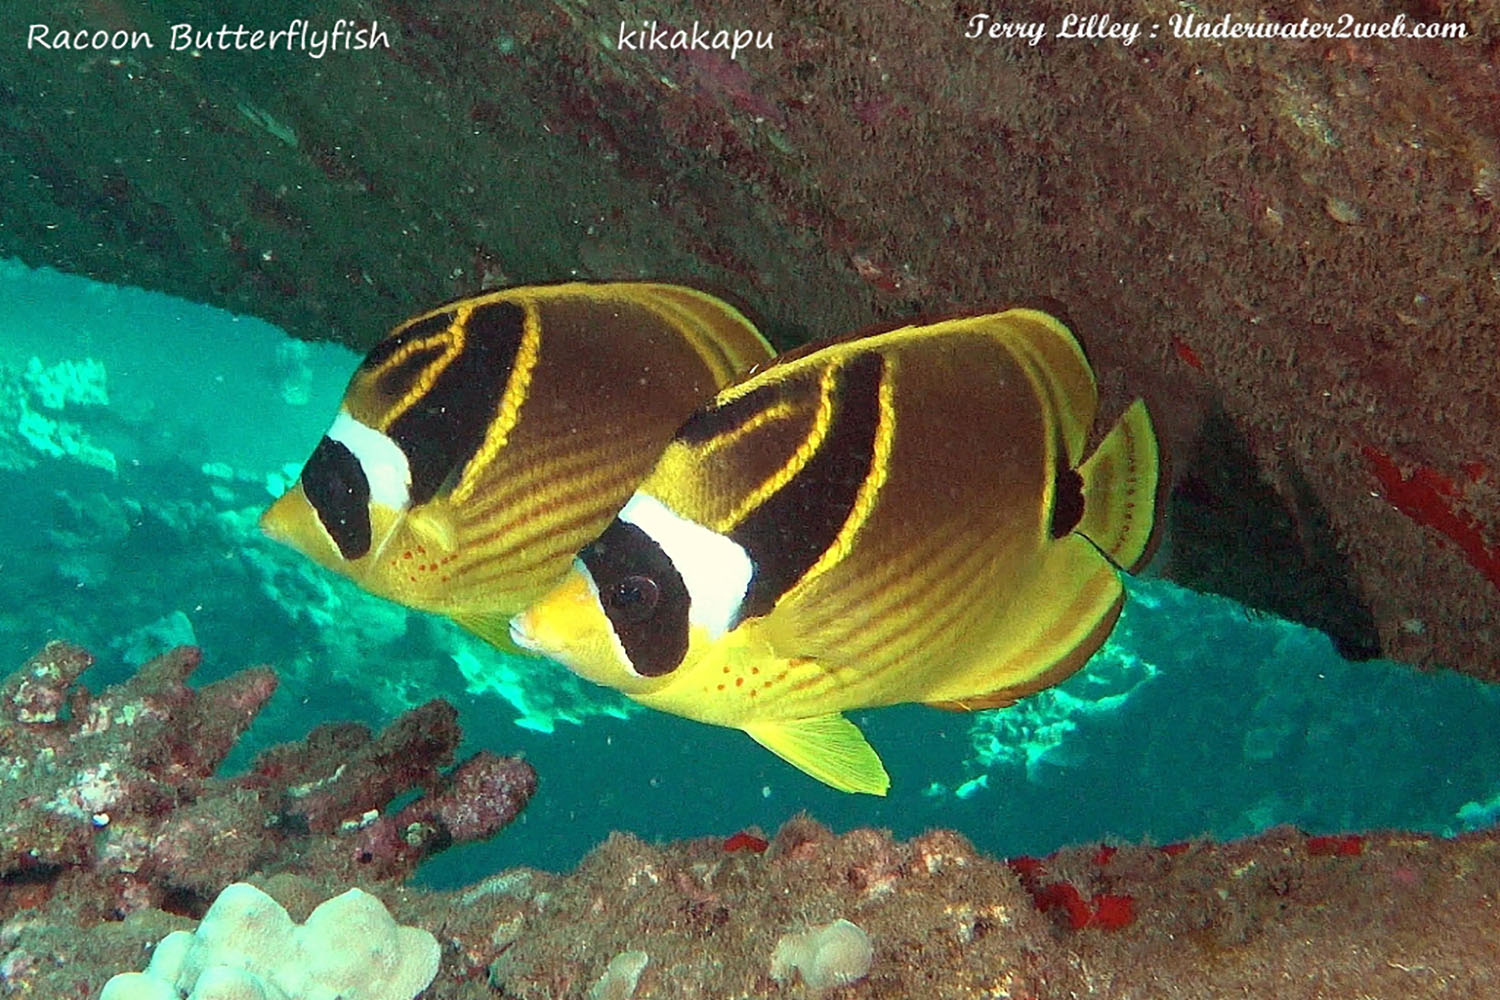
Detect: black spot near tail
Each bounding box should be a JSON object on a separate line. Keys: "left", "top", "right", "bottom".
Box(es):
{"left": 1051, "top": 461, "right": 1085, "bottom": 539}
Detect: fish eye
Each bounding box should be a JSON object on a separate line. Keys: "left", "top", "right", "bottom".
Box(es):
{"left": 606, "top": 574, "right": 660, "bottom": 623}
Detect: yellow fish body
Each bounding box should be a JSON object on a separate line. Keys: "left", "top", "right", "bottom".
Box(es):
{"left": 511, "top": 309, "right": 1158, "bottom": 795}
{"left": 260, "top": 282, "right": 773, "bottom": 639}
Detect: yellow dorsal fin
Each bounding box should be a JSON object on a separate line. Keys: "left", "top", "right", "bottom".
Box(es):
{"left": 1076, "top": 398, "right": 1159, "bottom": 572}
{"left": 743, "top": 714, "right": 890, "bottom": 796}
{"left": 996, "top": 308, "right": 1098, "bottom": 466}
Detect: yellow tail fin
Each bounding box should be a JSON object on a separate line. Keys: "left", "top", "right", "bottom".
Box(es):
{"left": 1076, "top": 398, "right": 1158, "bottom": 572}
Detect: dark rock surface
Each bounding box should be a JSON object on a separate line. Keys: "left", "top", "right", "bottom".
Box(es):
{"left": 1, "top": 0, "right": 1496, "bottom": 676}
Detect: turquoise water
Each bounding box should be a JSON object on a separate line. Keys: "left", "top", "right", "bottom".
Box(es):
{"left": 6, "top": 259, "right": 1499, "bottom": 885}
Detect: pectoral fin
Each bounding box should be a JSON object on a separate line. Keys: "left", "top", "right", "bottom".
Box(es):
{"left": 744, "top": 713, "right": 890, "bottom": 796}
{"left": 406, "top": 504, "right": 459, "bottom": 555}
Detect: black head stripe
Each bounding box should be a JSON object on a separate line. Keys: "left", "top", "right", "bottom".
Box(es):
{"left": 359, "top": 310, "right": 451, "bottom": 373}
{"left": 387, "top": 300, "right": 526, "bottom": 505}
{"left": 580, "top": 520, "right": 689, "bottom": 677}
{"left": 302, "top": 436, "right": 372, "bottom": 559}
{"left": 733, "top": 352, "right": 885, "bottom": 620}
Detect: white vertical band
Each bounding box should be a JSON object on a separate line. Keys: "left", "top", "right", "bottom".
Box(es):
{"left": 325, "top": 409, "right": 411, "bottom": 510}
{"left": 618, "top": 492, "right": 752, "bottom": 638}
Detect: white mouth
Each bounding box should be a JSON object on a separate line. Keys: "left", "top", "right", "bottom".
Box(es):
{"left": 508, "top": 618, "right": 538, "bottom": 651}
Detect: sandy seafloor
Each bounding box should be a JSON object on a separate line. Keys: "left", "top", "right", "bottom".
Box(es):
{"left": 4, "top": 257, "right": 1500, "bottom": 887}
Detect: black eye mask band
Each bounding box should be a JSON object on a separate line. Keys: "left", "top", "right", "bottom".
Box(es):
{"left": 303, "top": 436, "right": 372, "bottom": 560}
{"left": 580, "top": 519, "right": 690, "bottom": 677}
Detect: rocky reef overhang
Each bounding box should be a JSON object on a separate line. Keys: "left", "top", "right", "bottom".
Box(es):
{"left": 0, "top": 0, "right": 1495, "bottom": 676}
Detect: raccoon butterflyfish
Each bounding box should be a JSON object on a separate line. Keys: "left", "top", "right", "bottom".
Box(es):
{"left": 510, "top": 308, "right": 1158, "bottom": 795}
{"left": 260, "top": 282, "right": 774, "bottom": 642}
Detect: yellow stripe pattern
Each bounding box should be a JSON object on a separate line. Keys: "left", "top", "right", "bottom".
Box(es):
{"left": 371, "top": 318, "right": 462, "bottom": 433}
{"left": 698, "top": 399, "right": 798, "bottom": 460}
{"left": 717, "top": 365, "right": 839, "bottom": 533}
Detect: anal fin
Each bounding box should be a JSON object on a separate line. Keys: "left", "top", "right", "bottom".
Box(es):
{"left": 744, "top": 714, "right": 890, "bottom": 795}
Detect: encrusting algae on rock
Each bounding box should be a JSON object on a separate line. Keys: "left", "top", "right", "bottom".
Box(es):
{"left": 4, "top": 783, "right": 1500, "bottom": 997}
{"left": 0, "top": 641, "right": 535, "bottom": 920}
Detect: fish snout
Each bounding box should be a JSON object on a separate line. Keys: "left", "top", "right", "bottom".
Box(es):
{"left": 509, "top": 572, "right": 592, "bottom": 656}
{"left": 509, "top": 567, "right": 648, "bottom": 689}
{"left": 258, "top": 488, "right": 304, "bottom": 545}
{"left": 257, "top": 484, "right": 349, "bottom": 573}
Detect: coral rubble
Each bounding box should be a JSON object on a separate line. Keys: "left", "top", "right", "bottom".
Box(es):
{"left": 3, "top": 686, "right": 1498, "bottom": 1000}
{"left": 0, "top": 642, "right": 534, "bottom": 925}
{"left": 386, "top": 819, "right": 1500, "bottom": 999}
{"left": 0, "top": 356, "right": 115, "bottom": 475}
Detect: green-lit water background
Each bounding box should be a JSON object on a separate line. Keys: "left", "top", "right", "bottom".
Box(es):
{"left": 6, "top": 259, "right": 1499, "bottom": 887}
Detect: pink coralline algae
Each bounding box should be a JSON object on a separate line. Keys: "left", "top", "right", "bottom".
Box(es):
{"left": 0, "top": 641, "right": 535, "bottom": 922}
